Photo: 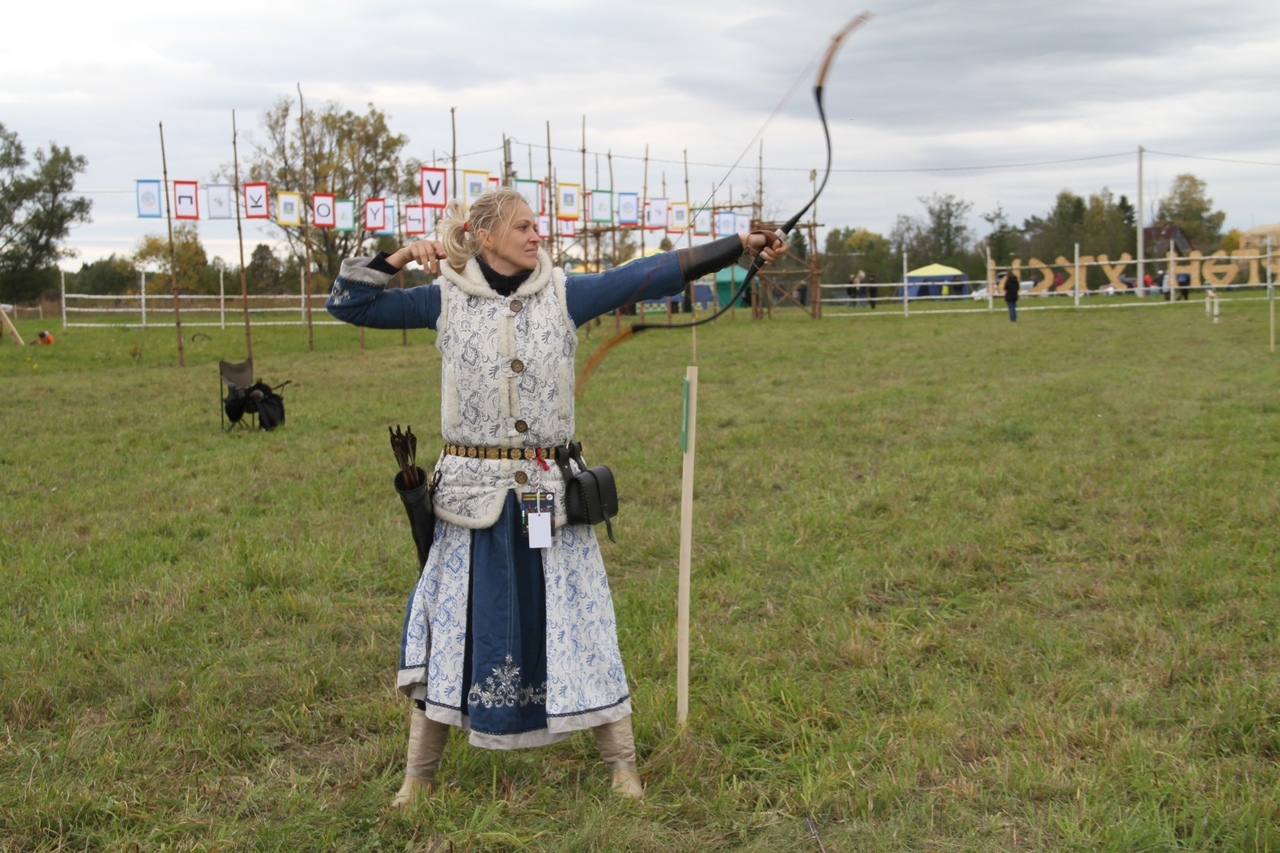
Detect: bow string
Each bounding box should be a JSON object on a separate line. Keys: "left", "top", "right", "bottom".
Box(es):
{"left": 576, "top": 12, "right": 872, "bottom": 396}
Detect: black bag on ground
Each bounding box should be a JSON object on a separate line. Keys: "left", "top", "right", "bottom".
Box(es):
{"left": 395, "top": 467, "right": 438, "bottom": 570}
{"left": 554, "top": 442, "right": 619, "bottom": 543}
{"left": 225, "top": 381, "right": 287, "bottom": 430}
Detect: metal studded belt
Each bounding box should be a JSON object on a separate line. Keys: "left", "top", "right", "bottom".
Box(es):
{"left": 445, "top": 444, "right": 558, "bottom": 461}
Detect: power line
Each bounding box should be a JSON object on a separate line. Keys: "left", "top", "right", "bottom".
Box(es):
{"left": 1143, "top": 149, "right": 1280, "bottom": 167}
{"left": 510, "top": 139, "right": 1135, "bottom": 174}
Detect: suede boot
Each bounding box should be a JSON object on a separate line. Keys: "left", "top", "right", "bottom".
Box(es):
{"left": 390, "top": 708, "right": 450, "bottom": 808}
{"left": 593, "top": 716, "right": 643, "bottom": 799}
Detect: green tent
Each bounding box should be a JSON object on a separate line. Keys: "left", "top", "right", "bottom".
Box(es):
{"left": 714, "top": 264, "right": 750, "bottom": 308}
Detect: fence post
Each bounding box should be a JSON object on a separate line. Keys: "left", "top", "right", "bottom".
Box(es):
{"left": 986, "top": 252, "right": 995, "bottom": 312}
{"left": 1074, "top": 244, "right": 1081, "bottom": 308}
{"left": 300, "top": 267, "right": 306, "bottom": 325}
{"left": 141, "top": 271, "right": 147, "bottom": 328}
{"left": 901, "top": 253, "right": 909, "bottom": 318}
{"left": 60, "top": 268, "right": 66, "bottom": 328}
{"left": 1268, "top": 236, "right": 1274, "bottom": 353}
{"left": 219, "top": 268, "right": 226, "bottom": 329}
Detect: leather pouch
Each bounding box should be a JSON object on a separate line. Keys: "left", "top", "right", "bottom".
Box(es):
{"left": 554, "top": 442, "right": 619, "bottom": 542}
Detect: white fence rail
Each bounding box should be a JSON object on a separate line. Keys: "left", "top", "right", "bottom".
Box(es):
{"left": 60, "top": 270, "right": 340, "bottom": 329}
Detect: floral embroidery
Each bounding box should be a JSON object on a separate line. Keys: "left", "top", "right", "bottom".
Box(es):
{"left": 467, "top": 655, "right": 547, "bottom": 709}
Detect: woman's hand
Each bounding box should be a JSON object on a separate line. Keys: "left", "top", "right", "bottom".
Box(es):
{"left": 742, "top": 230, "right": 786, "bottom": 266}
{"left": 388, "top": 239, "right": 447, "bottom": 274}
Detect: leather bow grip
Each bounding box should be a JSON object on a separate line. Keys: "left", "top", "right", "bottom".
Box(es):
{"left": 740, "top": 228, "right": 787, "bottom": 288}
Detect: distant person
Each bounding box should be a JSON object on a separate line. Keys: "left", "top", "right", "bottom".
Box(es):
{"left": 847, "top": 271, "right": 860, "bottom": 306}
{"left": 866, "top": 273, "right": 878, "bottom": 309}
{"left": 1176, "top": 272, "right": 1191, "bottom": 301}
{"left": 33, "top": 330, "right": 55, "bottom": 345}
{"left": 1003, "top": 271, "right": 1020, "bottom": 322}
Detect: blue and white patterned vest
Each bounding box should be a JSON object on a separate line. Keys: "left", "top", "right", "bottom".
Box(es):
{"left": 432, "top": 250, "right": 578, "bottom": 529}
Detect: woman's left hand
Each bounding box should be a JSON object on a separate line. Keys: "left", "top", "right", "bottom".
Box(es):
{"left": 743, "top": 230, "right": 786, "bottom": 265}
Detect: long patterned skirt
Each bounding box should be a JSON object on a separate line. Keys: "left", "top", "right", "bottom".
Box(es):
{"left": 397, "top": 492, "right": 631, "bottom": 749}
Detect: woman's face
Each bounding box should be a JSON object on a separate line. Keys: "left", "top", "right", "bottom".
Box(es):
{"left": 479, "top": 201, "right": 540, "bottom": 275}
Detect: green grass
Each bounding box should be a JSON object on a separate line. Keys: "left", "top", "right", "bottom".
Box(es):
{"left": 3, "top": 298, "right": 1280, "bottom": 851}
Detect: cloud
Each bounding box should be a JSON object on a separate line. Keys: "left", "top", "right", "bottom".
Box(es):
{"left": 8, "top": 0, "right": 1279, "bottom": 265}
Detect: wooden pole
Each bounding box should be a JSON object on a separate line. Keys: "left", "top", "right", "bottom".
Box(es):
{"left": 810, "top": 169, "right": 820, "bottom": 319}
{"left": 546, "top": 121, "right": 556, "bottom": 264}
{"left": 677, "top": 365, "right": 699, "bottom": 727}
{"left": 640, "top": 144, "right": 648, "bottom": 259}
{"left": 231, "top": 110, "right": 253, "bottom": 360}
{"left": 159, "top": 121, "right": 185, "bottom": 367}
{"left": 609, "top": 149, "right": 620, "bottom": 331}
{"left": 0, "top": 303, "right": 23, "bottom": 345}
{"left": 451, "top": 107, "right": 458, "bottom": 202}
{"left": 297, "top": 84, "right": 315, "bottom": 352}
{"left": 1137, "top": 145, "right": 1146, "bottom": 297}
{"left": 684, "top": 149, "right": 697, "bottom": 321}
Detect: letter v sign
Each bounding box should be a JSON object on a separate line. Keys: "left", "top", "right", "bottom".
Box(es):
{"left": 421, "top": 166, "right": 448, "bottom": 209}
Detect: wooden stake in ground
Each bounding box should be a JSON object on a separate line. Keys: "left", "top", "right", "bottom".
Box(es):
{"left": 0, "top": 305, "right": 24, "bottom": 345}
{"left": 231, "top": 109, "right": 253, "bottom": 360}
{"left": 158, "top": 121, "right": 185, "bottom": 367}
{"left": 297, "top": 84, "right": 316, "bottom": 352}
{"left": 677, "top": 365, "right": 698, "bottom": 727}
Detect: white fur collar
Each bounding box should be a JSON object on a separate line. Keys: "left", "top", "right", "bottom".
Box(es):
{"left": 442, "top": 249, "right": 553, "bottom": 299}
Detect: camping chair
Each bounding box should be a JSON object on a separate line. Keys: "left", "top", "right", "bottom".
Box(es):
{"left": 219, "top": 357, "right": 291, "bottom": 431}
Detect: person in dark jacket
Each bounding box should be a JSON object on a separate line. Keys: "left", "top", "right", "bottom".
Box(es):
{"left": 1003, "top": 271, "right": 1020, "bottom": 322}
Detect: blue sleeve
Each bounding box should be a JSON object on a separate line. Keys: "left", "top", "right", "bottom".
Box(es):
{"left": 565, "top": 251, "right": 686, "bottom": 326}
{"left": 325, "top": 257, "right": 441, "bottom": 330}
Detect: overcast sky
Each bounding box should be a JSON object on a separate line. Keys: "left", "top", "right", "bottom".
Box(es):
{"left": 5, "top": 0, "right": 1279, "bottom": 268}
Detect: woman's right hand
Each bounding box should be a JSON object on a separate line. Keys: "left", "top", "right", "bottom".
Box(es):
{"left": 389, "top": 240, "right": 447, "bottom": 274}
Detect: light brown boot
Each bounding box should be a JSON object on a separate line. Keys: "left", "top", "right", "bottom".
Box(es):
{"left": 390, "top": 708, "right": 450, "bottom": 809}
{"left": 593, "top": 716, "right": 643, "bottom": 800}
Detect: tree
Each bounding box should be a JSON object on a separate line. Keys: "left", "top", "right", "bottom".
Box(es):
{"left": 134, "top": 223, "right": 210, "bottom": 294}
{"left": 241, "top": 97, "right": 409, "bottom": 280}
{"left": 1023, "top": 190, "right": 1086, "bottom": 263}
{"left": 1156, "top": 173, "right": 1226, "bottom": 251}
{"left": 1082, "top": 189, "right": 1136, "bottom": 261}
{"left": 824, "top": 227, "right": 895, "bottom": 285}
{"left": 0, "top": 122, "right": 92, "bottom": 301}
{"left": 246, "top": 243, "right": 283, "bottom": 293}
{"left": 72, "top": 254, "right": 137, "bottom": 295}
{"left": 890, "top": 193, "right": 977, "bottom": 276}
{"left": 979, "top": 206, "right": 1023, "bottom": 267}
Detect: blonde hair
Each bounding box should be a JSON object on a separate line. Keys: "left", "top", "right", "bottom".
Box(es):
{"left": 438, "top": 188, "right": 530, "bottom": 272}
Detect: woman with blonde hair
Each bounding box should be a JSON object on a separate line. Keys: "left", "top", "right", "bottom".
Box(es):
{"left": 328, "top": 188, "right": 782, "bottom": 806}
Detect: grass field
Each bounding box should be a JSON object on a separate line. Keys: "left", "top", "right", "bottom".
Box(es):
{"left": 2, "top": 297, "right": 1279, "bottom": 851}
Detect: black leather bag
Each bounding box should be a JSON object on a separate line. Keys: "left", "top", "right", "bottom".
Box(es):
{"left": 554, "top": 442, "right": 618, "bottom": 542}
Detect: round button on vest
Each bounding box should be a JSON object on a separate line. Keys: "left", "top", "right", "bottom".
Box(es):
{"left": 511, "top": 359, "right": 525, "bottom": 373}
{"left": 514, "top": 419, "right": 529, "bottom": 433}
{"left": 514, "top": 471, "right": 529, "bottom": 485}
{"left": 509, "top": 299, "right": 523, "bottom": 313}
